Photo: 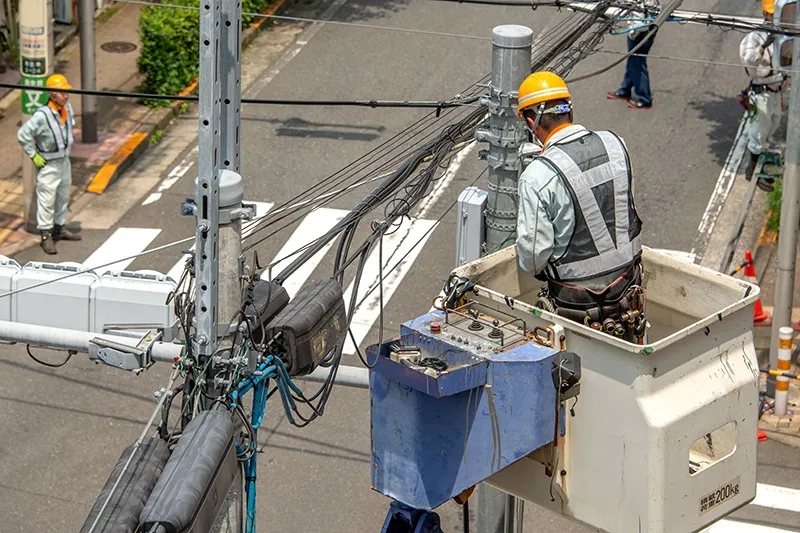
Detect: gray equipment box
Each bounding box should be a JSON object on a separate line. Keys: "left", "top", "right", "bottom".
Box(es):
{"left": 0, "top": 255, "right": 21, "bottom": 322}
{"left": 13, "top": 262, "right": 98, "bottom": 331}
{"left": 91, "top": 270, "right": 179, "bottom": 341}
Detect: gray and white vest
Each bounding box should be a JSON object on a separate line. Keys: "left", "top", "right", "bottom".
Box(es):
{"left": 35, "top": 103, "right": 74, "bottom": 161}
{"left": 538, "top": 131, "right": 643, "bottom": 283}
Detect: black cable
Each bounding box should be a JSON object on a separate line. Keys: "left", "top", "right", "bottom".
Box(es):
{"left": 25, "top": 345, "right": 75, "bottom": 368}
{"left": 0, "top": 81, "right": 477, "bottom": 109}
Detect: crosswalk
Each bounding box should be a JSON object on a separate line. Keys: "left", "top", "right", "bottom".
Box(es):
{"left": 705, "top": 482, "right": 800, "bottom": 532}
{"left": 64, "top": 201, "right": 437, "bottom": 357}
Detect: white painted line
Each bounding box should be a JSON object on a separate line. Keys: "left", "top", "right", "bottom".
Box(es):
{"left": 166, "top": 201, "right": 274, "bottom": 282}
{"left": 703, "top": 518, "right": 796, "bottom": 532}
{"left": 142, "top": 146, "right": 199, "bottom": 206}
{"left": 343, "top": 217, "right": 438, "bottom": 355}
{"left": 690, "top": 113, "right": 751, "bottom": 262}
{"left": 262, "top": 208, "right": 349, "bottom": 298}
{"left": 83, "top": 228, "right": 162, "bottom": 274}
{"left": 752, "top": 483, "right": 800, "bottom": 514}
{"left": 416, "top": 141, "right": 477, "bottom": 219}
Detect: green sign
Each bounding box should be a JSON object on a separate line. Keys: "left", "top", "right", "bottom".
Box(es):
{"left": 21, "top": 58, "right": 47, "bottom": 76}
{"left": 21, "top": 75, "right": 49, "bottom": 116}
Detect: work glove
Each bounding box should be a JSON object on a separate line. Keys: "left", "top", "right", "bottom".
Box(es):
{"left": 31, "top": 153, "right": 46, "bottom": 169}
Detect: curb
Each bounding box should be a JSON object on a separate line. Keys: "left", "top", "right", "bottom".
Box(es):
{"left": 86, "top": 0, "right": 286, "bottom": 195}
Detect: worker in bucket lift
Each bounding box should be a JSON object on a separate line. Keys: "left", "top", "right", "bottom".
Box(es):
{"left": 17, "top": 73, "right": 82, "bottom": 255}
{"left": 515, "top": 71, "right": 647, "bottom": 343}
{"left": 740, "top": 0, "right": 785, "bottom": 193}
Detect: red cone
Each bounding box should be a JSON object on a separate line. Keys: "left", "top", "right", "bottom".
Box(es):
{"left": 758, "top": 429, "right": 768, "bottom": 442}
{"left": 743, "top": 250, "right": 770, "bottom": 324}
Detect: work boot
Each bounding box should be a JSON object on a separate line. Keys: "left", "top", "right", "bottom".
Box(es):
{"left": 53, "top": 224, "right": 82, "bottom": 241}
{"left": 744, "top": 151, "right": 759, "bottom": 181}
{"left": 40, "top": 231, "right": 57, "bottom": 255}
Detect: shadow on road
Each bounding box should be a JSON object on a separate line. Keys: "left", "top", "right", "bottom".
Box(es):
{"left": 338, "top": 0, "right": 411, "bottom": 22}
{"left": 689, "top": 92, "right": 742, "bottom": 167}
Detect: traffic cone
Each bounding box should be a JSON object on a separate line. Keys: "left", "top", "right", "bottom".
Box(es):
{"left": 743, "top": 250, "right": 770, "bottom": 324}
{"left": 758, "top": 429, "right": 768, "bottom": 442}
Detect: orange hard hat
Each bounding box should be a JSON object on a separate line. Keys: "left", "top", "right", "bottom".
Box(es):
{"left": 46, "top": 73, "right": 72, "bottom": 90}
{"left": 763, "top": 0, "right": 775, "bottom": 15}
{"left": 517, "top": 71, "right": 572, "bottom": 117}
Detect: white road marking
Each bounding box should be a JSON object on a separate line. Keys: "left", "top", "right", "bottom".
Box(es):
{"left": 752, "top": 482, "right": 800, "bottom": 514}
{"left": 417, "top": 141, "right": 477, "bottom": 219}
{"left": 343, "top": 217, "right": 438, "bottom": 355}
{"left": 142, "top": 146, "right": 199, "bottom": 206}
{"left": 690, "top": 113, "right": 751, "bottom": 263}
{"left": 703, "top": 519, "right": 796, "bottom": 532}
{"left": 261, "top": 208, "right": 349, "bottom": 298}
{"left": 82, "top": 228, "right": 162, "bottom": 275}
{"left": 166, "top": 201, "right": 274, "bottom": 281}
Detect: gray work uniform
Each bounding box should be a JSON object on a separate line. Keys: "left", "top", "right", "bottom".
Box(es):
{"left": 17, "top": 102, "right": 74, "bottom": 231}
{"left": 740, "top": 30, "right": 784, "bottom": 156}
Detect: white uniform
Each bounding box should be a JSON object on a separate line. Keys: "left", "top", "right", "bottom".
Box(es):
{"left": 17, "top": 102, "right": 74, "bottom": 231}
{"left": 740, "top": 30, "right": 784, "bottom": 155}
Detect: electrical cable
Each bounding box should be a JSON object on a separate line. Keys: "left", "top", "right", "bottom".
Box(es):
{"left": 25, "top": 345, "right": 75, "bottom": 368}
{"left": 114, "top": 0, "right": 492, "bottom": 40}
{"left": 0, "top": 81, "right": 480, "bottom": 109}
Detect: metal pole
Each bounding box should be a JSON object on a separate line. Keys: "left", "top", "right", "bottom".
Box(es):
{"left": 79, "top": 0, "right": 97, "bottom": 143}
{"left": 476, "top": 24, "right": 532, "bottom": 533}
{"left": 194, "top": 0, "right": 222, "bottom": 360}
{"left": 768, "top": 8, "right": 800, "bottom": 396}
{"left": 0, "top": 319, "right": 183, "bottom": 361}
{"left": 477, "top": 25, "right": 533, "bottom": 255}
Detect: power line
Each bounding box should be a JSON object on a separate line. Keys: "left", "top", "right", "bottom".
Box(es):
{"left": 593, "top": 48, "right": 800, "bottom": 75}
{"left": 114, "top": 0, "right": 492, "bottom": 40}
{"left": 0, "top": 81, "right": 480, "bottom": 110}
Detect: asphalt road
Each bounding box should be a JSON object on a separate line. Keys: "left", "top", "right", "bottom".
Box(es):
{"left": 2, "top": 0, "right": 799, "bottom": 532}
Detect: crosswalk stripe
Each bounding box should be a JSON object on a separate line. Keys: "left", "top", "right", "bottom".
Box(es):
{"left": 166, "top": 201, "right": 274, "bottom": 281}
{"left": 261, "top": 208, "right": 349, "bottom": 298}
{"left": 704, "top": 519, "right": 795, "bottom": 532}
{"left": 752, "top": 483, "right": 800, "bottom": 514}
{"left": 343, "top": 217, "right": 437, "bottom": 355}
{"left": 83, "top": 228, "right": 162, "bottom": 274}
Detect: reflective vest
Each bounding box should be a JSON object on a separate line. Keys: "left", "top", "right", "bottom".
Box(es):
{"left": 538, "top": 131, "right": 643, "bottom": 283}
{"left": 35, "top": 103, "right": 73, "bottom": 161}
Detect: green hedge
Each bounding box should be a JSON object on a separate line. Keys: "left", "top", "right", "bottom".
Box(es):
{"left": 767, "top": 179, "right": 782, "bottom": 233}
{"left": 137, "top": 0, "right": 271, "bottom": 106}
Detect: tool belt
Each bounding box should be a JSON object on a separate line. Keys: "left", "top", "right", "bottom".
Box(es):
{"left": 750, "top": 82, "right": 781, "bottom": 94}
{"left": 537, "top": 261, "right": 647, "bottom": 343}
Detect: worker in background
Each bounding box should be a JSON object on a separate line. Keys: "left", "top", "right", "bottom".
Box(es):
{"left": 605, "top": 0, "right": 657, "bottom": 109}
{"left": 516, "top": 72, "right": 646, "bottom": 342}
{"left": 740, "top": 0, "right": 784, "bottom": 192}
{"left": 17, "top": 73, "right": 81, "bottom": 255}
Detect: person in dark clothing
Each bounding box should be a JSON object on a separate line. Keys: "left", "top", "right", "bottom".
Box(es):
{"left": 606, "top": 6, "right": 657, "bottom": 109}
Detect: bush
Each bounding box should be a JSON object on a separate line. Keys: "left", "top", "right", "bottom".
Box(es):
{"left": 137, "top": 0, "right": 272, "bottom": 106}
{"left": 767, "top": 179, "right": 783, "bottom": 233}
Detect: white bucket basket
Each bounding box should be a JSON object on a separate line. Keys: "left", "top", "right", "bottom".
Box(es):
{"left": 452, "top": 246, "right": 760, "bottom": 533}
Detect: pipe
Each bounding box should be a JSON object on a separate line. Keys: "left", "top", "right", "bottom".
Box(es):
{"left": 0, "top": 319, "right": 183, "bottom": 362}
{"left": 299, "top": 364, "right": 370, "bottom": 389}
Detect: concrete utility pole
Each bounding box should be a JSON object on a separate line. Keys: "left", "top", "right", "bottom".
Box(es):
{"left": 768, "top": 6, "right": 800, "bottom": 396}
{"left": 79, "top": 0, "right": 97, "bottom": 143}
{"left": 19, "top": 0, "right": 54, "bottom": 233}
{"left": 477, "top": 25, "right": 533, "bottom": 255}
{"left": 476, "top": 24, "right": 533, "bottom": 533}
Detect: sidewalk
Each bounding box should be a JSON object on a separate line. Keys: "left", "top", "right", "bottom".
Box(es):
{"left": 0, "top": 1, "right": 158, "bottom": 248}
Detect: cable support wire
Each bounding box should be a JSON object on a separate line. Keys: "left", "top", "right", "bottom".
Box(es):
{"left": 114, "top": 0, "right": 491, "bottom": 40}
{"left": 0, "top": 81, "right": 481, "bottom": 111}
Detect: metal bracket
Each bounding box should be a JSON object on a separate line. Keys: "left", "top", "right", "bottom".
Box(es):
{"left": 219, "top": 203, "right": 256, "bottom": 225}
{"left": 181, "top": 198, "right": 198, "bottom": 217}
{"left": 89, "top": 328, "right": 162, "bottom": 372}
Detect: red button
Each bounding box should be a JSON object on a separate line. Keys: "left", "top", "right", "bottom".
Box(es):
{"left": 431, "top": 322, "right": 441, "bottom": 334}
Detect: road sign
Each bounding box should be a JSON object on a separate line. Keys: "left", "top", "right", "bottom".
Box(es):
{"left": 21, "top": 75, "right": 49, "bottom": 115}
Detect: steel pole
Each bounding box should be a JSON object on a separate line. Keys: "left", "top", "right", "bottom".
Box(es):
{"left": 478, "top": 25, "right": 533, "bottom": 255}
{"left": 476, "top": 24, "right": 532, "bottom": 533}
{"left": 768, "top": 8, "right": 800, "bottom": 396}
{"left": 79, "top": 0, "right": 97, "bottom": 143}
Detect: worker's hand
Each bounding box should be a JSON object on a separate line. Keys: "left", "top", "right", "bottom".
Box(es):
{"left": 31, "top": 153, "right": 46, "bottom": 169}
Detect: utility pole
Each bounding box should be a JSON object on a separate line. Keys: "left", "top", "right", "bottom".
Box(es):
{"left": 79, "top": 0, "right": 97, "bottom": 143}
{"left": 475, "top": 24, "right": 533, "bottom": 533}
{"left": 19, "top": 0, "right": 54, "bottom": 233}
{"left": 477, "top": 25, "right": 533, "bottom": 255}
{"left": 768, "top": 6, "right": 800, "bottom": 397}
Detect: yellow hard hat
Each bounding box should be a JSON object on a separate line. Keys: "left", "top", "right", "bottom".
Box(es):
{"left": 517, "top": 71, "right": 572, "bottom": 117}
{"left": 762, "top": 0, "right": 775, "bottom": 14}
{"left": 46, "top": 73, "right": 72, "bottom": 90}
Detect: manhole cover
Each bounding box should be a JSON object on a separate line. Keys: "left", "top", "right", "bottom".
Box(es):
{"left": 101, "top": 41, "right": 137, "bottom": 54}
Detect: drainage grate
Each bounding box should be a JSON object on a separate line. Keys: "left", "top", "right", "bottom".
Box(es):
{"left": 101, "top": 41, "right": 138, "bottom": 54}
